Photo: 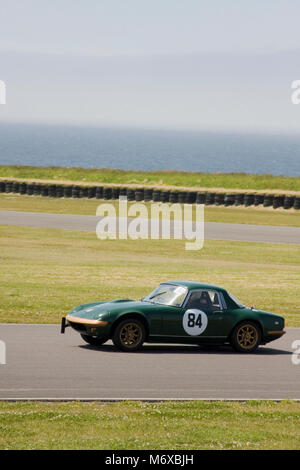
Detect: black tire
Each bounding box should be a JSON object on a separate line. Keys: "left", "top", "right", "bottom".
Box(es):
{"left": 152, "top": 190, "right": 161, "bottom": 202}
{"left": 80, "top": 334, "right": 108, "bottom": 346}
{"left": 112, "top": 318, "right": 145, "bottom": 352}
{"left": 234, "top": 193, "right": 244, "bottom": 206}
{"left": 87, "top": 187, "right": 96, "bottom": 199}
{"left": 230, "top": 321, "right": 261, "bottom": 353}
{"left": 196, "top": 192, "right": 206, "bottom": 204}
{"left": 160, "top": 191, "right": 170, "bottom": 203}
{"left": 224, "top": 193, "right": 235, "bottom": 206}
{"left": 169, "top": 191, "right": 178, "bottom": 203}
{"left": 126, "top": 188, "right": 135, "bottom": 201}
{"left": 112, "top": 187, "right": 120, "bottom": 200}
{"left": 96, "top": 186, "right": 104, "bottom": 199}
{"left": 135, "top": 189, "right": 144, "bottom": 201}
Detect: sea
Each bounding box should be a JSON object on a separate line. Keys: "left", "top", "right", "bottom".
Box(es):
{"left": 0, "top": 122, "right": 299, "bottom": 176}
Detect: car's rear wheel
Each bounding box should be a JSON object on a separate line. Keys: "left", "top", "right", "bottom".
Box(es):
{"left": 112, "top": 319, "right": 145, "bottom": 352}
{"left": 80, "top": 334, "right": 108, "bottom": 346}
{"left": 231, "top": 321, "right": 261, "bottom": 353}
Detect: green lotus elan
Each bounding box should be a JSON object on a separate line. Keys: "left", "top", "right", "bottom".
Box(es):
{"left": 61, "top": 281, "right": 285, "bottom": 353}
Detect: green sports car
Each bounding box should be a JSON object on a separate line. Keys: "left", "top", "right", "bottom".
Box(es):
{"left": 61, "top": 281, "right": 285, "bottom": 353}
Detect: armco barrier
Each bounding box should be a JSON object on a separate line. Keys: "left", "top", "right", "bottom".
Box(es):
{"left": 0, "top": 180, "right": 299, "bottom": 210}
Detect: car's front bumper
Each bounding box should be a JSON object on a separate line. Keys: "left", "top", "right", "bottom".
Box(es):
{"left": 61, "top": 315, "right": 109, "bottom": 336}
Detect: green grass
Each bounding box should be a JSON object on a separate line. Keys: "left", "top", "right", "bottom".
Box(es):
{"left": 0, "top": 225, "right": 299, "bottom": 325}
{"left": 0, "top": 400, "right": 300, "bottom": 450}
{"left": 1, "top": 165, "right": 300, "bottom": 192}
{"left": 1, "top": 193, "right": 300, "bottom": 226}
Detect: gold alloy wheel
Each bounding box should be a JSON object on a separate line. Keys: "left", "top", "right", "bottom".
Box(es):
{"left": 119, "top": 322, "right": 142, "bottom": 349}
{"left": 237, "top": 324, "right": 259, "bottom": 350}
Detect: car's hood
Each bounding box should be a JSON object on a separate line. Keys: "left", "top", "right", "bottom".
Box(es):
{"left": 68, "top": 299, "right": 145, "bottom": 320}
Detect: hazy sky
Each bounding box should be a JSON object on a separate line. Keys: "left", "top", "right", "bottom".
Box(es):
{"left": 1, "top": 0, "right": 300, "bottom": 131}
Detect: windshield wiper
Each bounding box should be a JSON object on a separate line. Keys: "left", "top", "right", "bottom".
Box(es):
{"left": 149, "top": 291, "right": 167, "bottom": 300}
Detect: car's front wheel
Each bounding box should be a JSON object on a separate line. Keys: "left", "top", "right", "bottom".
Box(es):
{"left": 81, "top": 334, "right": 108, "bottom": 346}
{"left": 230, "top": 321, "right": 261, "bottom": 353}
{"left": 112, "top": 319, "right": 145, "bottom": 352}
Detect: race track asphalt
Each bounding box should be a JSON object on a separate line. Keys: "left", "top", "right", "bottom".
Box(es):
{"left": 0, "top": 325, "right": 299, "bottom": 400}
{"left": 0, "top": 210, "right": 300, "bottom": 244}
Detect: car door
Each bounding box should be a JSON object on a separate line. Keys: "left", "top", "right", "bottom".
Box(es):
{"left": 182, "top": 289, "right": 232, "bottom": 342}
{"left": 159, "top": 291, "right": 208, "bottom": 340}
{"left": 160, "top": 289, "right": 231, "bottom": 342}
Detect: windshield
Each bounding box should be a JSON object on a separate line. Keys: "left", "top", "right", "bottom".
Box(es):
{"left": 143, "top": 284, "right": 188, "bottom": 307}
{"left": 227, "top": 292, "right": 245, "bottom": 308}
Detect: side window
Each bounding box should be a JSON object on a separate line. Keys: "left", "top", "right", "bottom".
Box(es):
{"left": 207, "top": 290, "right": 222, "bottom": 311}
{"left": 185, "top": 291, "right": 203, "bottom": 310}
{"left": 185, "top": 290, "right": 222, "bottom": 313}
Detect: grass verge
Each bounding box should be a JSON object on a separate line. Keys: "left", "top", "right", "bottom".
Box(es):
{"left": 1, "top": 165, "right": 300, "bottom": 192}
{"left": 1, "top": 193, "right": 300, "bottom": 227}
{"left": 0, "top": 225, "right": 299, "bottom": 325}
{"left": 0, "top": 400, "right": 300, "bottom": 450}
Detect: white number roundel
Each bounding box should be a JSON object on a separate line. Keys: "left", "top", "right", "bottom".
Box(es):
{"left": 183, "top": 309, "right": 208, "bottom": 336}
